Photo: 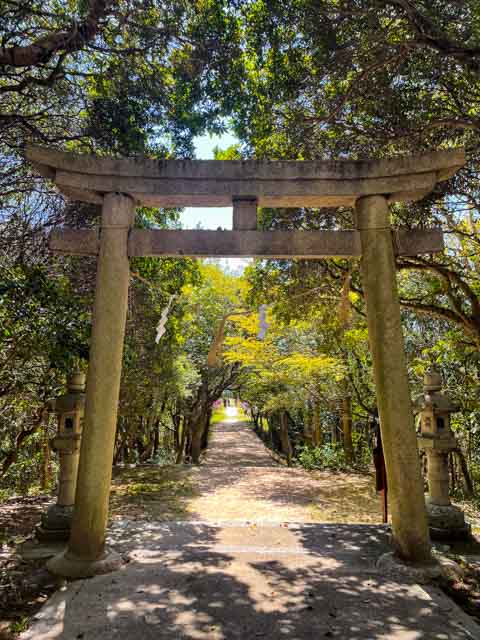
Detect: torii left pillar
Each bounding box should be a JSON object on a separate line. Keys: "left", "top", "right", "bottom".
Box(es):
{"left": 48, "top": 193, "right": 135, "bottom": 577}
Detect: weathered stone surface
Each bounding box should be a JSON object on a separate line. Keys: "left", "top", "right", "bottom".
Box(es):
{"left": 26, "top": 146, "right": 465, "bottom": 208}
{"left": 426, "top": 452, "right": 451, "bottom": 506}
{"left": 418, "top": 435, "right": 458, "bottom": 451}
{"left": 376, "top": 551, "right": 442, "bottom": 583}
{"left": 60, "top": 185, "right": 103, "bottom": 204}
{"left": 40, "top": 504, "right": 74, "bottom": 530}
{"left": 53, "top": 169, "right": 440, "bottom": 207}
{"left": 393, "top": 228, "right": 444, "bottom": 255}
{"left": 414, "top": 371, "right": 471, "bottom": 540}
{"left": 21, "top": 522, "right": 479, "bottom": 640}
{"left": 36, "top": 503, "right": 73, "bottom": 543}
{"left": 18, "top": 539, "right": 66, "bottom": 560}
{"left": 49, "top": 228, "right": 99, "bottom": 255}
{"left": 19, "top": 413, "right": 480, "bottom": 639}
{"left": 26, "top": 145, "right": 465, "bottom": 179}
{"left": 130, "top": 229, "right": 363, "bottom": 258}
{"left": 232, "top": 197, "right": 257, "bottom": 230}
{"left": 426, "top": 502, "right": 472, "bottom": 540}
{"left": 356, "top": 195, "right": 431, "bottom": 564}
{"left": 49, "top": 227, "right": 444, "bottom": 258}
{"left": 46, "top": 547, "right": 124, "bottom": 578}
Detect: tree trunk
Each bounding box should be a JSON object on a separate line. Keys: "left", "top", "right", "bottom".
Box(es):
{"left": 201, "top": 409, "right": 212, "bottom": 450}
{"left": 176, "top": 417, "right": 187, "bottom": 464}
{"left": 153, "top": 418, "right": 160, "bottom": 457}
{"left": 40, "top": 426, "right": 51, "bottom": 490}
{"left": 303, "top": 403, "right": 313, "bottom": 445}
{"left": 312, "top": 401, "right": 322, "bottom": 447}
{"left": 139, "top": 419, "right": 154, "bottom": 462}
{"left": 449, "top": 452, "right": 456, "bottom": 493}
{"left": 267, "top": 416, "right": 275, "bottom": 449}
{"left": 113, "top": 417, "right": 124, "bottom": 464}
{"left": 280, "top": 412, "right": 293, "bottom": 467}
{"left": 173, "top": 414, "right": 181, "bottom": 452}
{"left": 330, "top": 423, "right": 336, "bottom": 444}
{"left": 342, "top": 396, "right": 354, "bottom": 465}
{"left": 455, "top": 448, "right": 474, "bottom": 497}
{"left": 190, "top": 420, "right": 205, "bottom": 465}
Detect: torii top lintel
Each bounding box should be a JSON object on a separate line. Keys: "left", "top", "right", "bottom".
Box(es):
{"left": 26, "top": 146, "right": 465, "bottom": 209}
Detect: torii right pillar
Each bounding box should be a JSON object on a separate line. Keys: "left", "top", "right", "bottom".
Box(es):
{"left": 356, "top": 195, "right": 432, "bottom": 564}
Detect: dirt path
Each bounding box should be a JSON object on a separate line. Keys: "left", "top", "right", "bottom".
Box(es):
{"left": 110, "top": 409, "right": 383, "bottom": 525}
{"left": 186, "top": 411, "right": 383, "bottom": 523}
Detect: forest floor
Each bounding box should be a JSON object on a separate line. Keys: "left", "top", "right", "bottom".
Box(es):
{"left": 0, "top": 412, "right": 480, "bottom": 639}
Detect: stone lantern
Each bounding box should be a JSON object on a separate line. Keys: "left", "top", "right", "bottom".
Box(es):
{"left": 414, "top": 369, "right": 471, "bottom": 540}
{"left": 36, "top": 372, "right": 86, "bottom": 542}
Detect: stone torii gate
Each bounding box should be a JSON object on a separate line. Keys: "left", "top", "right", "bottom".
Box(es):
{"left": 27, "top": 146, "right": 465, "bottom": 577}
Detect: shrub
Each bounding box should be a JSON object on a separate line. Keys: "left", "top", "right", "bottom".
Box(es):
{"left": 297, "top": 443, "right": 347, "bottom": 472}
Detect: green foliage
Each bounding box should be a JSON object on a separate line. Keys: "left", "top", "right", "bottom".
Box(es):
{"left": 297, "top": 444, "right": 347, "bottom": 472}
{"left": 9, "top": 617, "right": 29, "bottom": 634}
{"left": 297, "top": 432, "right": 370, "bottom": 472}
{"left": 213, "top": 144, "right": 242, "bottom": 160}
{"left": 148, "top": 450, "right": 177, "bottom": 466}
{"left": 0, "top": 262, "right": 91, "bottom": 375}
{"left": 351, "top": 432, "right": 372, "bottom": 470}
{"left": 0, "top": 0, "right": 244, "bottom": 485}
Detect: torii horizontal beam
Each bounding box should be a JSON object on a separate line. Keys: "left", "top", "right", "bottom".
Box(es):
{"left": 27, "top": 146, "right": 465, "bottom": 209}
{"left": 50, "top": 228, "right": 444, "bottom": 258}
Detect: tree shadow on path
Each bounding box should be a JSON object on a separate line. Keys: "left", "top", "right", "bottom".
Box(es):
{"left": 21, "top": 522, "right": 477, "bottom": 640}
{"left": 20, "top": 417, "right": 479, "bottom": 639}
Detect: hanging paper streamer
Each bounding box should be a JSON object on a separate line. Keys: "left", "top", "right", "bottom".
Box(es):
{"left": 257, "top": 304, "right": 269, "bottom": 340}
{"left": 155, "top": 294, "right": 176, "bottom": 343}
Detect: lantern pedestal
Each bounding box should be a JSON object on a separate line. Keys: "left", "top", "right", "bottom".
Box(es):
{"left": 36, "top": 505, "right": 74, "bottom": 542}
{"left": 425, "top": 500, "right": 471, "bottom": 541}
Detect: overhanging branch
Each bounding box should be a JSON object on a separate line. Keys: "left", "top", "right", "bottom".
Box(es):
{"left": 0, "top": 0, "right": 109, "bottom": 68}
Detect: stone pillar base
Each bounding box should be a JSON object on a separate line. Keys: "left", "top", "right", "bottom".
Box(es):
{"left": 377, "top": 551, "right": 441, "bottom": 583}
{"left": 46, "top": 547, "right": 124, "bottom": 578}
{"left": 426, "top": 500, "right": 471, "bottom": 541}
{"left": 36, "top": 505, "right": 74, "bottom": 543}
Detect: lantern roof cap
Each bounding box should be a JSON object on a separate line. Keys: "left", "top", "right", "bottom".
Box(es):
{"left": 413, "top": 369, "right": 459, "bottom": 413}
{"left": 54, "top": 393, "right": 86, "bottom": 413}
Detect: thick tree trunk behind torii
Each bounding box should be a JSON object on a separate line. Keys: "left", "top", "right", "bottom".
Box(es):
{"left": 280, "top": 412, "right": 293, "bottom": 467}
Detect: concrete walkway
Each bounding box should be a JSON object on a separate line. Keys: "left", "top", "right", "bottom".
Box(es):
{"left": 22, "top": 411, "right": 480, "bottom": 639}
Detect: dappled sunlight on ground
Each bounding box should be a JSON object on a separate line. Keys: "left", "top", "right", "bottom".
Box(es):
{"left": 22, "top": 520, "right": 478, "bottom": 639}
{"left": 110, "top": 418, "right": 383, "bottom": 526}
{"left": 19, "top": 412, "right": 480, "bottom": 639}
{"left": 109, "top": 466, "right": 197, "bottom": 522}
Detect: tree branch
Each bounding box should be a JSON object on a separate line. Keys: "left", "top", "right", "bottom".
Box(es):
{"left": 386, "top": 0, "right": 480, "bottom": 73}
{"left": 0, "top": 0, "right": 109, "bottom": 68}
